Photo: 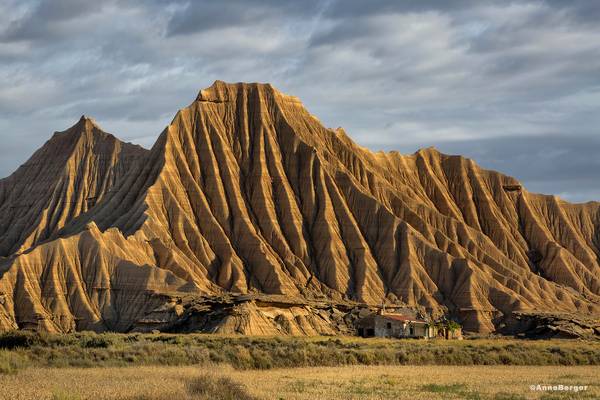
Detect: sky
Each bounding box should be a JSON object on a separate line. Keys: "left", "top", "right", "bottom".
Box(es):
{"left": 0, "top": 0, "right": 599, "bottom": 202}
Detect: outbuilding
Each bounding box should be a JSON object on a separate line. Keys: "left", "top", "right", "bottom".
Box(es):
{"left": 357, "top": 312, "right": 432, "bottom": 338}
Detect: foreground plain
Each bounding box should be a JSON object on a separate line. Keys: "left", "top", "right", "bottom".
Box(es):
{"left": 1, "top": 364, "right": 598, "bottom": 399}
{"left": 0, "top": 332, "right": 599, "bottom": 399}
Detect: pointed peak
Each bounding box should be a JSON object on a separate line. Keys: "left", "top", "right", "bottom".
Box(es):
{"left": 49, "top": 116, "right": 111, "bottom": 145}
{"left": 76, "top": 115, "right": 101, "bottom": 129}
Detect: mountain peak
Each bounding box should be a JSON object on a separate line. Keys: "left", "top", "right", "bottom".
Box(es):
{"left": 77, "top": 114, "right": 98, "bottom": 126}
{"left": 74, "top": 114, "right": 102, "bottom": 132}
{"left": 195, "top": 80, "right": 289, "bottom": 104}
{"left": 0, "top": 116, "right": 148, "bottom": 256}
{"left": 48, "top": 115, "right": 112, "bottom": 145}
{"left": 2, "top": 84, "right": 600, "bottom": 336}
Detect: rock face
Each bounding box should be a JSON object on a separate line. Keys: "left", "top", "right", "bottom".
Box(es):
{"left": 131, "top": 294, "right": 354, "bottom": 336}
{"left": 500, "top": 312, "right": 600, "bottom": 339}
{"left": 0, "top": 116, "right": 147, "bottom": 256}
{"left": 0, "top": 81, "right": 599, "bottom": 334}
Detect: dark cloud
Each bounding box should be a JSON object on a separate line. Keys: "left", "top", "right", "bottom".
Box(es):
{"left": 1, "top": 0, "right": 105, "bottom": 42}
{"left": 0, "top": 0, "right": 599, "bottom": 202}
{"left": 322, "top": 0, "right": 484, "bottom": 18}
{"left": 542, "top": 0, "right": 600, "bottom": 24}
{"left": 166, "top": 0, "right": 321, "bottom": 36}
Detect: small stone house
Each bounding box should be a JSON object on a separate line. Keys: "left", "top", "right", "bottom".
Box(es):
{"left": 357, "top": 312, "right": 433, "bottom": 339}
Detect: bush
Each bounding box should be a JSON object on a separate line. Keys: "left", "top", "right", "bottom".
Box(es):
{"left": 447, "top": 321, "right": 461, "bottom": 332}
{"left": 125, "top": 374, "right": 258, "bottom": 400}
{"left": 0, "top": 331, "right": 38, "bottom": 349}
{"left": 0, "top": 332, "right": 599, "bottom": 371}
{"left": 422, "top": 383, "right": 467, "bottom": 394}
{"left": 78, "top": 333, "right": 113, "bottom": 349}
{"left": 51, "top": 390, "right": 82, "bottom": 400}
{"left": 186, "top": 374, "right": 258, "bottom": 400}
{"left": 0, "top": 350, "right": 29, "bottom": 374}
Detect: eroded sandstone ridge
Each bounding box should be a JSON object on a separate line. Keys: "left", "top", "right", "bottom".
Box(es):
{"left": 0, "top": 81, "right": 599, "bottom": 334}
{"left": 0, "top": 116, "right": 147, "bottom": 256}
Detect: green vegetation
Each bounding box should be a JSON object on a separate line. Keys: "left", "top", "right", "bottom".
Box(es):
{"left": 421, "top": 383, "right": 483, "bottom": 399}
{"left": 126, "top": 375, "right": 258, "bottom": 400}
{"left": 184, "top": 375, "right": 258, "bottom": 400}
{"left": 0, "top": 349, "right": 28, "bottom": 374}
{"left": 491, "top": 394, "right": 526, "bottom": 400}
{"left": 51, "top": 390, "right": 82, "bottom": 400}
{"left": 46, "top": 374, "right": 257, "bottom": 400}
{"left": 0, "top": 330, "right": 598, "bottom": 375}
{"left": 447, "top": 320, "right": 461, "bottom": 332}
{"left": 422, "top": 383, "right": 468, "bottom": 393}
{"left": 2, "top": 364, "right": 599, "bottom": 400}
{"left": 428, "top": 319, "right": 462, "bottom": 333}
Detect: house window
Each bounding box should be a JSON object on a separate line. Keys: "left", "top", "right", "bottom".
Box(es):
{"left": 367, "top": 328, "right": 375, "bottom": 337}
{"left": 409, "top": 326, "right": 414, "bottom": 336}
{"left": 386, "top": 322, "right": 392, "bottom": 329}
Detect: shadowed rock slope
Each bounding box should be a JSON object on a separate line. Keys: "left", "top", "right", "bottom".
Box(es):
{"left": 0, "top": 116, "right": 147, "bottom": 256}
{"left": 0, "top": 81, "right": 599, "bottom": 334}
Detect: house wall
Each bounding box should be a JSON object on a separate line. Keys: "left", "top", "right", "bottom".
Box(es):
{"left": 372, "top": 317, "right": 429, "bottom": 338}
{"left": 357, "top": 314, "right": 462, "bottom": 339}
{"left": 430, "top": 326, "right": 463, "bottom": 339}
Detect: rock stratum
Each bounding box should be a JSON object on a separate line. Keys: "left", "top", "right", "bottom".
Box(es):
{"left": 0, "top": 81, "right": 599, "bottom": 335}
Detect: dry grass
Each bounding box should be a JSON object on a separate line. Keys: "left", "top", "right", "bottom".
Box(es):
{"left": 0, "top": 365, "right": 598, "bottom": 400}
{"left": 1, "top": 331, "right": 599, "bottom": 374}
{"left": 1, "top": 332, "right": 599, "bottom": 399}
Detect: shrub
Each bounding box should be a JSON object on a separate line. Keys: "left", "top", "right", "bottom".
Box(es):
{"left": 124, "top": 375, "right": 258, "bottom": 400}
{"left": 186, "top": 374, "right": 258, "bottom": 400}
{"left": 249, "top": 349, "right": 273, "bottom": 370}
{"left": 422, "top": 383, "right": 467, "bottom": 394}
{"left": 0, "top": 350, "right": 29, "bottom": 374}
{"left": 78, "top": 333, "right": 113, "bottom": 349}
{"left": 0, "top": 331, "right": 38, "bottom": 349}
{"left": 51, "top": 390, "right": 82, "bottom": 400}
{"left": 0, "top": 333, "right": 599, "bottom": 371}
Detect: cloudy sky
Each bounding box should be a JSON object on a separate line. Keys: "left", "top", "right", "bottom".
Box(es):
{"left": 1, "top": 0, "right": 599, "bottom": 202}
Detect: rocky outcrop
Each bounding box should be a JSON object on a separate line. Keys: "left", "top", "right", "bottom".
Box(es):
{"left": 131, "top": 294, "right": 357, "bottom": 336}
{"left": 500, "top": 311, "right": 600, "bottom": 339}
{"left": 0, "top": 81, "right": 599, "bottom": 334}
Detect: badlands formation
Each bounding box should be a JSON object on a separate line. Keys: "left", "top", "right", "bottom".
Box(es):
{"left": 0, "top": 81, "right": 599, "bottom": 336}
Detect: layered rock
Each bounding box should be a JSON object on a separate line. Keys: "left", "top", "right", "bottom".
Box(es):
{"left": 0, "top": 223, "right": 199, "bottom": 332}
{"left": 0, "top": 81, "right": 599, "bottom": 334}
{"left": 0, "top": 117, "right": 147, "bottom": 256}
{"left": 132, "top": 294, "right": 347, "bottom": 336}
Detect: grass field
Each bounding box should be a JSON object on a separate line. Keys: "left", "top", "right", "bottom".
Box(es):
{"left": 1, "top": 365, "right": 598, "bottom": 399}
{"left": 1, "top": 331, "right": 600, "bottom": 373}
{"left": 0, "top": 331, "right": 599, "bottom": 399}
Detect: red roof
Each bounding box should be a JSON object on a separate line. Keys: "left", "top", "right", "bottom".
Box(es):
{"left": 381, "top": 314, "right": 427, "bottom": 323}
